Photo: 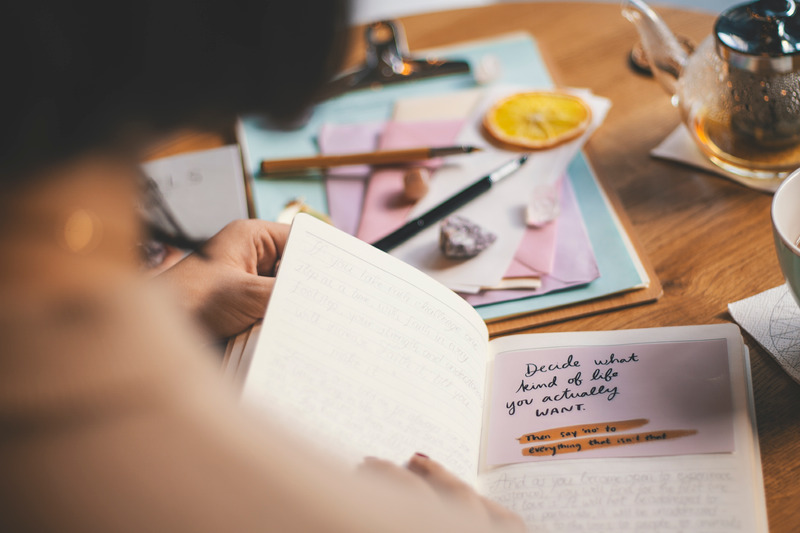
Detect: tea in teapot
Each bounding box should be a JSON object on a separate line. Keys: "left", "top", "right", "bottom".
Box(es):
{"left": 624, "top": 0, "right": 800, "bottom": 180}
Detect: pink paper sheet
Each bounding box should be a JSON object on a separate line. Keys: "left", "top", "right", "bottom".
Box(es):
{"left": 464, "top": 176, "right": 599, "bottom": 305}
{"left": 355, "top": 119, "right": 465, "bottom": 244}
{"left": 318, "top": 122, "right": 383, "bottom": 235}
{"left": 506, "top": 189, "right": 559, "bottom": 276}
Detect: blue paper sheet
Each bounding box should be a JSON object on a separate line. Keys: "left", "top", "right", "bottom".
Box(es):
{"left": 238, "top": 33, "right": 646, "bottom": 321}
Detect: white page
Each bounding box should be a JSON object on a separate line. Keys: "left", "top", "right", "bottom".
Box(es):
{"left": 241, "top": 214, "right": 490, "bottom": 482}
{"left": 477, "top": 325, "right": 768, "bottom": 532}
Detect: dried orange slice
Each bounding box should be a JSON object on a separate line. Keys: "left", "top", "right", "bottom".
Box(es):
{"left": 483, "top": 91, "right": 592, "bottom": 149}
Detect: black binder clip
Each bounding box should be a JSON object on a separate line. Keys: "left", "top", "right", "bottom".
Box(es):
{"left": 319, "top": 20, "right": 471, "bottom": 101}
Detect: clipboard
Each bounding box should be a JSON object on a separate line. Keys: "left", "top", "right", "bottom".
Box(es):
{"left": 237, "top": 30, "right": 661, "bottom": 334}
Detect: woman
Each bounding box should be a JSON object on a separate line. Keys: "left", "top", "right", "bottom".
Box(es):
{"left": 0, "top": 2, "right": 524, "bottom": 531}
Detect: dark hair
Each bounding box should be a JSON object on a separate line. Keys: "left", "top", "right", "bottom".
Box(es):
{"left": 1, "top": 0, "right": 350, "bottom": 182}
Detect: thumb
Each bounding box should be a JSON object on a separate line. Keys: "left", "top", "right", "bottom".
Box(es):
{"left": 199, "top": 272, "right": 276, "bottom": 338}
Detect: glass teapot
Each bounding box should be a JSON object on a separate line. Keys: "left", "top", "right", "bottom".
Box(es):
{"left": 623, "top": 0, "right": 800, "bottom": 180}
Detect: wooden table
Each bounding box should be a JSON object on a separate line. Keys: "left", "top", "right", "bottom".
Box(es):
{"left": 152, "top": 3, "right": 798, "bottom": 529}
{"left": 370, "top": 3, "right": 798, "bottom": 531}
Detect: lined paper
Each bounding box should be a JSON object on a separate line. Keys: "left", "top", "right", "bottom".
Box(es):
{"left": 242, "top": 214, "right": 490, "bottom": 481}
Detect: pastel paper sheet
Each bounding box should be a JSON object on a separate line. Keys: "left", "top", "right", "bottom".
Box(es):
{"left": 356, "top": 119, "right": 466, "bottom": 244}
{"left": 317, "top": 121, "right": 384, "bottom": 236}
{"left": 486, "top": 338, "right": 734, "bottom": 466}
{"left": 392, "top": 87, "right": 485, "bottom": 122}
{"left": 464, "top": 173, "right": 599, "bottom": 306}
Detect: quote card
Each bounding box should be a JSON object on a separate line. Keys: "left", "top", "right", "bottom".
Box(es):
{"left": 487, "top": 339, "right": 734, "bottom": 465}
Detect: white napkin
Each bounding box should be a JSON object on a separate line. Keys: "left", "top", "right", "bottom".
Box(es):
{"left": 651, "top": 125, "right": 783, "bottom": 194}
{"left": 728, "top": 284, "right": 800, "bottom": 384}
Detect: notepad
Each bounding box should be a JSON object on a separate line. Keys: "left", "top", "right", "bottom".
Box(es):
{"left": 141, "top": 145, "right": 249, "bottom": 240}
{"left": 233, "top": 214, "right": 767, "bottom": 532}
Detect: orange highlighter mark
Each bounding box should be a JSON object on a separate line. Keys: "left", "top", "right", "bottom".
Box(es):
{"left": 517, "top": 418, "right": 649, "bottom": 444}
{"left": 521, "top": 429, "right": 698, "bottom": 457}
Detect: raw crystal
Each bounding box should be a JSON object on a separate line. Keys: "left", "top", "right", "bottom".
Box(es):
{"left": 439, "top": 215, "right": 497, "bottom": 259}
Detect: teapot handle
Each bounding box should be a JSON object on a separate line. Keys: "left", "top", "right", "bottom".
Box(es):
{"left": 623, "top": 0, "right": 690, "bottom": 99}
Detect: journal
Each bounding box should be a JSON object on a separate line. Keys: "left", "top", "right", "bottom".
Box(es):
{"left": 232, "top": 213, "right": 767, "bottom": 532}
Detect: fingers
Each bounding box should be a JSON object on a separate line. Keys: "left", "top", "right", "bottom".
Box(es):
{"left": 201, "top": 219, "right": 290, "bottom": 276}
{"left": 224, "top": 273, "right": 275, "bottom": 320}
{"left": 357, "top": 455, "right": 525, "bottom": 532}
{"left": 248, "top": 220, "right": 290, "bottom": 275}
{"left": 358, "top": 454, "right": 525, "bottom": 532}
{"left": 155, "top": 220, "right": 290, "bottom": 338}
{"left": 407, "top": 453, "right": 475, "bottom": 498}
{"left": 200, "top": 270, "right": 276, "bottom": 337}
{"left": 407, "top": 454, "right": 527, "bottom": 532}
{"left": 357, "top": 456, "right": 435, "bottom": 496}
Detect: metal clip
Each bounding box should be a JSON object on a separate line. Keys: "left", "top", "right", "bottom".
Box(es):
{"left": 320, "top": 20, "right": 471, "bottom": 100}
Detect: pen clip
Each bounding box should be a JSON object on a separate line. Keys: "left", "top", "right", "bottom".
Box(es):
{"left": 319, "top": 20, "right": 472, "bottom": 101}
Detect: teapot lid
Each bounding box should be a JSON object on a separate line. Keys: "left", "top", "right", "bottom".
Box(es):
{"left": 715, "top": 0, "right": 800, "bottom": 72}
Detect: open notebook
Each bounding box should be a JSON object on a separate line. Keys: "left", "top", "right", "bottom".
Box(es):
{"left": 225, "top": 214, "right": 767, "bottom": 532}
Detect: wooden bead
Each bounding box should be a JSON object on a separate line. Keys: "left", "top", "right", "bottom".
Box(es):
{"left": 403, "top": 167, "right": 430, "bottom": 201}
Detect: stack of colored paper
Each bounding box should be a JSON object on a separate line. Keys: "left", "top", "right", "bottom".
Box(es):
{"left": 238, "top": 33, "right": 655, "bottom": 329}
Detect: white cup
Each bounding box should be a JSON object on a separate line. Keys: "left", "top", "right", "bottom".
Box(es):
{"left": 772, "top": 168, "right": 800, "bottom": 307}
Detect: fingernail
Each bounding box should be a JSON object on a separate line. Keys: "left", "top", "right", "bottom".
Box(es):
{"left": 414, "top": 452, "right": 429, "bottom": 459}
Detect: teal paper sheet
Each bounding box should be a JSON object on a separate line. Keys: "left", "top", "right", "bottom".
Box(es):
{"left": 238, "top": 33, "right": 645, "bottom": 321}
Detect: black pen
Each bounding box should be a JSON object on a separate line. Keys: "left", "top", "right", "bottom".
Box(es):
{"left": 371, "top": 154, "right": 529, "bottom": 252}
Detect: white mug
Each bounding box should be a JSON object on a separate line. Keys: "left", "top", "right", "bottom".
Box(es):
{"left": 772, "top": 168, "right": 800, "bottom": 307}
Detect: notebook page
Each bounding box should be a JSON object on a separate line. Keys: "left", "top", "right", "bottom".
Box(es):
{"left": 242, "top": 214, "right": 490, "bottom": 483}
{"left": 477, "top": 325, "right": 767, "bottom": 532}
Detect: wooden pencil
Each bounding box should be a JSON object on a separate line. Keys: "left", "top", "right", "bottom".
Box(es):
{"left": 259, "top": 145, "right": 480, "bottom": 175}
